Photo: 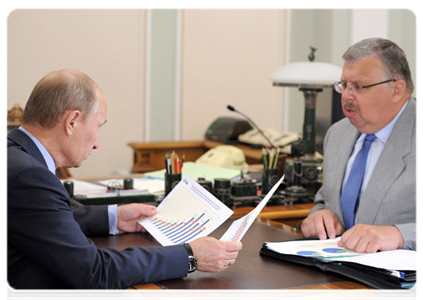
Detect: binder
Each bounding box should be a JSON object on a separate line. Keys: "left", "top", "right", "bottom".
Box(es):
{"left": 260, "top": 240, "right": 416, "bottom": 289}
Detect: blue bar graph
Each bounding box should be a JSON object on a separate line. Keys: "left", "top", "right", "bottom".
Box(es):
{"left": 149, "top": 212, "right": 210, "bottom": 244}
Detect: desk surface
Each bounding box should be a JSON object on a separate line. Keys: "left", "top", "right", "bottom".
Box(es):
{"left": 91, "top": 219, "right": 369, "bottom": 290}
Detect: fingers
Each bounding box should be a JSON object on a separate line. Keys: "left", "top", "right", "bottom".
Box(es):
{"left": 334, "top": 221, "right": 344, "bottom": 236}
{"left": 338, "top": 227, "right": 373, "bottom": 253}
{"left": 118, "top": 203, "right": 157, "bottom": 220}
{"left": 337, "top": 225, "right": 404, "bottom": 253}
{"left": 322, "top": 213, "right": 337, "bottom": 239}
{"left": 301, "top": 210, "right": 343, "bottom": 240}
{"left": 225, "top": 259, "right": 236, "bottom": 268}
{"left": 314, "top": 216, "right": 329, "bottom": 240}
{"left": 135, "top": 204, "right": 157, "bottom": 217}
{"left": 190, "top": 237, "right": 242, "bottom": 273}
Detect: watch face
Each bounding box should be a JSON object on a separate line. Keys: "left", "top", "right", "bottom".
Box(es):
{"left": 188, "top": 255, "right": 198, "bottom": 273}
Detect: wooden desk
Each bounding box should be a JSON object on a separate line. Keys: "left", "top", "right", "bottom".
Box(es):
{"left": 91, "top": 218, "right": 370, "bottom": 290}
{"left": 127, "top": 140, "right": 270, "bottom": 173}
{"left": 238, "top": 203, "right": 313, "bottom": 228}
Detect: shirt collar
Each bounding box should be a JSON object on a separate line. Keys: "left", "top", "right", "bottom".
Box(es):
{"left": 18, "top": 126, "right": 57, "bottom": 174}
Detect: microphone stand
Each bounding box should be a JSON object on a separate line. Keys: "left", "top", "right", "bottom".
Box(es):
{"left": 227, "top": 105, "right": 276, "bottom": 149}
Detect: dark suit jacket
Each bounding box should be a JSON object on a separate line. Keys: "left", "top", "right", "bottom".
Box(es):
{"left": 8, "top": 129, "right": 188, "bottom": 289}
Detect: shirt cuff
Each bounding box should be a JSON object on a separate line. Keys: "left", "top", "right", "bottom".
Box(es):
{"left": 108, "top": 204, "right": 119, "bottom": 235}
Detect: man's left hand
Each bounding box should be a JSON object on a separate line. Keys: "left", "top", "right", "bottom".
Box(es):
{"left": 337, "top": 224, "right": 405, "bottom": 253}
{"left": 117, "top": 203, "right": 157, "bottom": 233}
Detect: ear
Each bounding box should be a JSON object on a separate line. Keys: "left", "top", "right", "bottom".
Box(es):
{"left": 391, "top": 79, "right": 407, "bottom": 104}
{"left": 64, "top": 110, "right": 82, "bottom": 136}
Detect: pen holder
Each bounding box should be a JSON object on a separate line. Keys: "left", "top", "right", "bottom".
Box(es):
{"left": 262, "top": 168, "right": 280, "bottom": 194}
{"left": 165, "top": 173, "right": 182, "bottom": 196}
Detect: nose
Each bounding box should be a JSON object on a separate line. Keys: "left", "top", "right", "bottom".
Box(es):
{"left": 93, "top": 137, "right": 99, "bottom": 150}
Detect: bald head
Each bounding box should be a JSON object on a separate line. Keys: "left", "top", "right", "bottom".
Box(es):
{"left": 23, "top": 69, "right": 101, "bottom": 129}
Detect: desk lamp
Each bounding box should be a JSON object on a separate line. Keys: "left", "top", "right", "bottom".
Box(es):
{"left": 271, "top": 47, "right": 342, "bottom": 159}
{"left": 270, "top": 47, "right": 342, "bottom": 200}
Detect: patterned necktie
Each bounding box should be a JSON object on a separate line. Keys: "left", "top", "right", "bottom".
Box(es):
{"left": 340, "top": 134, "right": 377, "bottom": 229}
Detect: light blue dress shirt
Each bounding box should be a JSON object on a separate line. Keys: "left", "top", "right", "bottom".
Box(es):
{"left": 18, "top": 127, "right": 119, "bottom": 235}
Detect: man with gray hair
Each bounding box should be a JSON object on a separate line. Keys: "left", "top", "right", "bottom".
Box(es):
{"left": 8, "top": 69, "right": 242, "bottom": 288}
{"left": 301, "top": 38, "right": 415, "bottom": 252}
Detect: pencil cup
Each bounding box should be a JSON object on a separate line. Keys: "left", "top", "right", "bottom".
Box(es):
{"left": 262, "top": 168, "right": 280, "bottom": 194}
{"left": 165, "top": 173, "right": 182, "bottom": 196}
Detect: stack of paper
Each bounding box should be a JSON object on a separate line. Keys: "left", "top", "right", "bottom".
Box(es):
{"left": 144, "top": 162, "right": 243, "bottom": 182}
{"left": 261, "top": 238, "right": 416, "bottom": 289}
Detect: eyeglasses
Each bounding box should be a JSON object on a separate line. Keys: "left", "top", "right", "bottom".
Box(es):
{"left": 334, "top": 79, "right": 397, "bottom": 95}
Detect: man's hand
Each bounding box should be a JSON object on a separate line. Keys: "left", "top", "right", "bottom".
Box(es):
{"left": 337, "top": 224, "right": 405, "bottom": 253}
{"left": 301, "top": 209, "right": 344, "bottom": 240}
{"left": 190, "top": 237, "right": 242, "bottom": 272}
{"left": 117, "top": 203, "right": 157, "bottom": 233}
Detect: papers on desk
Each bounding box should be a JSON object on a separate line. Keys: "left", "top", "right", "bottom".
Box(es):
{"left": 61, "top": 179, "right": 157, "bottom": 205}
{"left": 60, "top": 179, "right": 108, "bottom": 195}
{"left": 62, "top": 179, "right": 158, "bottom": 197}
{"left": 98, "top": 177, "right": 165, "bottom": 194}
{"left": 144, "top": 162, "right": 243, "bottom": 182}
{"left": 138, "top": 176, "right": 233, "bottom": 246}
{"left": 261, "top": 238, "right": 416, "bottom": 289}
{"left": 265, "top": 238, "right": 416, "bottom": 270}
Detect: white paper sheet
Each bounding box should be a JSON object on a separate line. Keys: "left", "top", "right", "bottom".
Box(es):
{"left": 98, "top": 177, "right": 165, "bottom": 194}
{"left": 138, "top": 176, "right": 233, "bottom": 246}
{"left": 60, "top": 179, "right": 107, "bottom": 195}
{"left": 265, "top": 238, "right": 416, "bottom": 271}
{"left": 220, "top": 175, "right": 284, "bottom": 242}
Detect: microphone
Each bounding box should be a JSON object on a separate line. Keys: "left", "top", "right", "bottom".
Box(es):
{"left": 227, "top": 105, "right": 276, "bottom": 148}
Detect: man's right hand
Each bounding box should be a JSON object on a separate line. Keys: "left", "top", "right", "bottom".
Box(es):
{"left": 190, "top": 237, "right": 242, "bottom": 272}
{"left": 301, "top": 209, "right": 344, "bottom": 240}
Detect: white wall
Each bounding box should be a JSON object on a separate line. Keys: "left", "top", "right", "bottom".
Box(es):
{"left": 8, "top": 10, "right": 144, "bottom": 177}
{"left": 7, "top": 9, "right": 416, "bottom": 177}
{"left": 180, "top": 9, "right": 286, "bottom": 141}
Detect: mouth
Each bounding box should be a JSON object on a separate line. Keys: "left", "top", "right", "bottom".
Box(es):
{"left": 343, "top": 102, "right": 359, "bottom": 116}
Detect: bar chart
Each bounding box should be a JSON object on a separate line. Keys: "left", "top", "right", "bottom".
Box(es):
{"left": 139, "top": 176, "right": 233, "bottom": 246}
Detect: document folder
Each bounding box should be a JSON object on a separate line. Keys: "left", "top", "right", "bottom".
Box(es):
{"left": 260, "top": 239, "right": 416, "bottom": 289}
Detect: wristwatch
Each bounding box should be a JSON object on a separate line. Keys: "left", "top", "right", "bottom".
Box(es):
{"left": 183, "top": 243, "right": 198, "bottom": 273}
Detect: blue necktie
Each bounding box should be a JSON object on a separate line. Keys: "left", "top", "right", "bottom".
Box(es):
{"left": 340, "top": 134, "right": 377, "bottom": 229}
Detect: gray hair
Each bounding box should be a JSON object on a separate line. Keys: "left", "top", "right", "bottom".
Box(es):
{"left": 23, "top": 69, "right": 100, "bottom": 129}
{"left": 342, "top": 38, "right": 414, "bottom": 94}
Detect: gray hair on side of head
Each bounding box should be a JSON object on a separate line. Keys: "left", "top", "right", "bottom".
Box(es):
{"left": 342, "top": 38, "right": 414, "bottom": 94}
{"left": 22, "top": 69, "right": 101, "bottom": 129}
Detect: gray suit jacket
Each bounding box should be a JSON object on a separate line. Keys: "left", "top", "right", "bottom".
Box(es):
{"left": 310, "top": 98, "right": 416, "bottom": 250}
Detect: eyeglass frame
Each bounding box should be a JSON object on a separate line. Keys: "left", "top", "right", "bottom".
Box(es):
{"left": 334, "top": 79, "right": 397, "bottom": 94}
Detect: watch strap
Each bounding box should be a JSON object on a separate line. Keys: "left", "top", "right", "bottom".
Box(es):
{"left": 183, "top": 243, "right": 194, "bottom": 257}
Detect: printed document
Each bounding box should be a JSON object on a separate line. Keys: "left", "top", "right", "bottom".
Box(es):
{"left": 138, "top": 176, "right": 233, "bottom": 246}
{"left": 220, "top": 175, "right": 284, "bottom": 242}
{"left": 265, "top": 238, "right": 416, "bottom": 271}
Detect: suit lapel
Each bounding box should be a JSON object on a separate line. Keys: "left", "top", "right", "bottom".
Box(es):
{"left": 8, "top": 128, "right": 48, "bottom": 169}
{"left": 330, "top": 122, "right": 360, "bottom": 222}
{"left": 356, "top": 100, "right": 415, "bottom": 224}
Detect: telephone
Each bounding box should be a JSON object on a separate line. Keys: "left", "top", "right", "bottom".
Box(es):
{"left": 238, "top": 128, "right": 299, "bottom": 152}
{"left": 195, "top": 145, "right": 249, "bottom": 171}
{"left": 204, "top": 117, "right": 252, "bottom": 143}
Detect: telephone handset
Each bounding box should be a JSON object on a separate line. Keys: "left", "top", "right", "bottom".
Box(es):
{"left": 195, "top": 145, "right": 249, "bottom": 171}
{"left": 238, "top": 128, "right": 299, "bottom": 150}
